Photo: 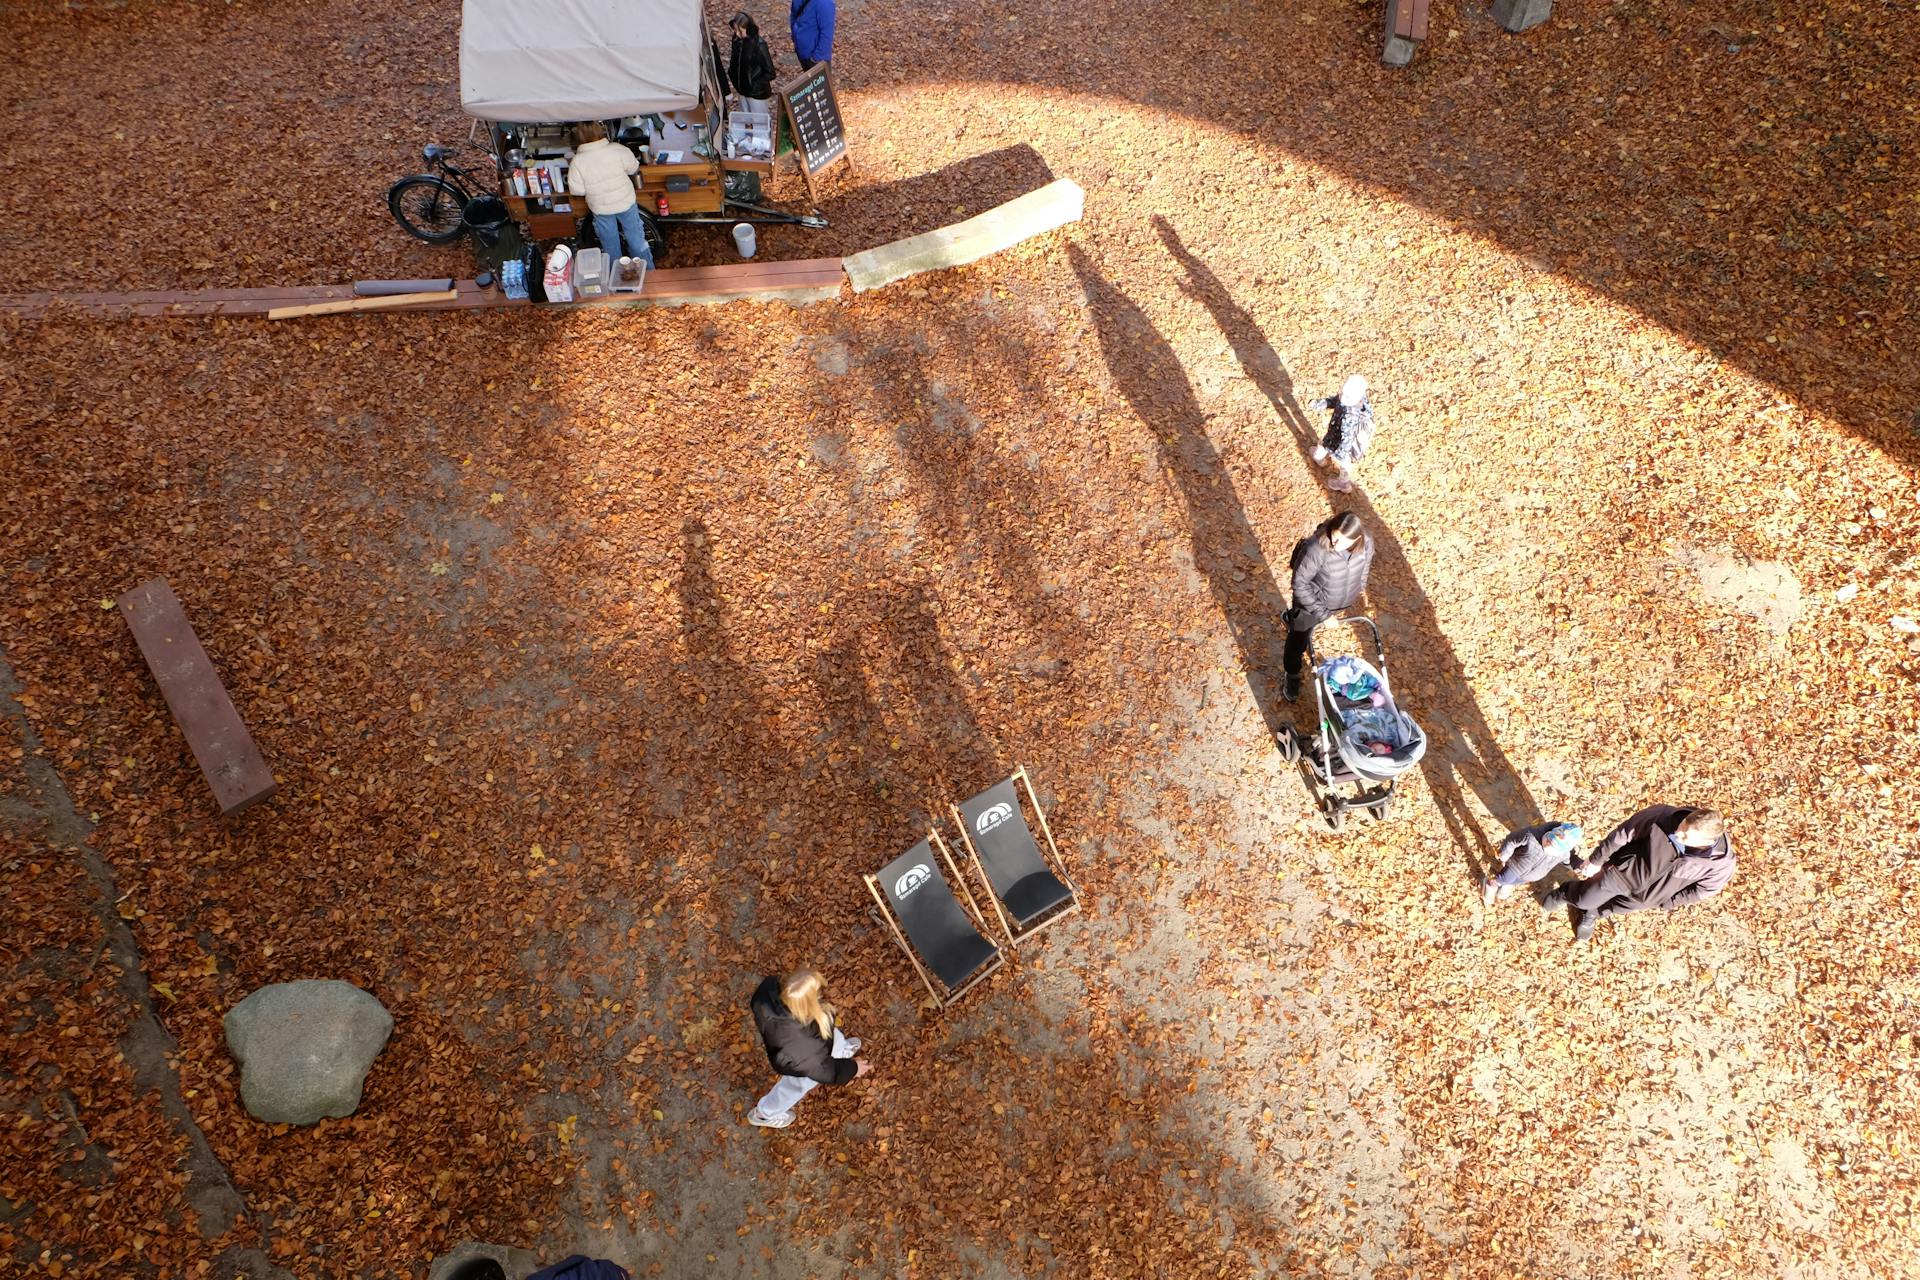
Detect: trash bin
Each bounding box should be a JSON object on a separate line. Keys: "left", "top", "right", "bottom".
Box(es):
{"left": 732, "top": 223, "right": 757, "bottom": 260}
{"left": 462, "top": 196, "right": 509, "bottom": 246}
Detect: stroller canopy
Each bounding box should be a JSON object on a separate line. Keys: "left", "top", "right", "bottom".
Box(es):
{"left": 460, "top": 0, "right": 703, "bottom": 122}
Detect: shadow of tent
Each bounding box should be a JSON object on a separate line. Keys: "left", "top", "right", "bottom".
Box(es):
{"left": 670, "top": 140, "right": 1057, "bottom": 266}
{"left": 814, "top": 142, "right": 1059, "bottom": 257}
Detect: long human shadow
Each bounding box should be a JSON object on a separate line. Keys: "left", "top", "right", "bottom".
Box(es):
{"left": 666, "top": 515, "right": 828, "bottom": 950}
{"left": 1150, "top": 217, "right": 1543, "bottom": 867}
{"left": 809, "top": 581, "right": 1010, "bottom": 820}
{"left": 845, "top": 2, "right": 1918, "bottom": 464}
{"left": 1063, "top": 244, "right": 1295, "bottom": 750}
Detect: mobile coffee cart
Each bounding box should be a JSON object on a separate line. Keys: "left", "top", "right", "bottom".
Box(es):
{"left": 453, "top": 0, "right": 826, "bottom": 265}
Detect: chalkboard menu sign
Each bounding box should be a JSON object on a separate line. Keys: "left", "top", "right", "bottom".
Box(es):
{"left": 773, "top": 64, "right": 849, "bottom": 192}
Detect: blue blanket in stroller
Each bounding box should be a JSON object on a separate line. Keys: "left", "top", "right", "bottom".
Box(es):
{"left": 1318, "top": 656, "right": 1427, "bottom": 779}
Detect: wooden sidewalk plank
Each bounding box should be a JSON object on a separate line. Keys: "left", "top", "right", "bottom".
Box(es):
{"left": 0, "top": 258, "right": 846, "bottom": 319}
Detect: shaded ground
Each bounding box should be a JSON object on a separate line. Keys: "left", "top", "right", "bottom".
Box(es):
{"left": 4, "top": 2, "right": 1919, "bottom": 1279}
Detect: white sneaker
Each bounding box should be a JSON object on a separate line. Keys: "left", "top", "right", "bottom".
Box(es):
{"left": 748, "top": 1109, "right": 794, "bottom": 1129}
{"left": 842, "top": 1037, "right": 863, "bottom": 1054}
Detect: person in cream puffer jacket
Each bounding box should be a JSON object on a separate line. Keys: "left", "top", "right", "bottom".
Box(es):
{"left": 566, "top": 123, "right": 653, "bottom": 266}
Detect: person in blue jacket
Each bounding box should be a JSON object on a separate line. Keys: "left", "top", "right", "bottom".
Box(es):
{"left": 790, "top": 0, "right": 835, "bottom": 69}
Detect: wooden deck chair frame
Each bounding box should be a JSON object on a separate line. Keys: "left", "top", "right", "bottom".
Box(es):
{"left": 952, "top": 764, "right": 1082, "bottom": 947}
{"left": 862, "top": 829, "right": 1006, "bottom": 1010}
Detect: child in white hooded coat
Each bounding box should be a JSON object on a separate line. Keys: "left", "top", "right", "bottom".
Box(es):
{"left": 1307, "top": 375, "right": 1375, "bottom": 493}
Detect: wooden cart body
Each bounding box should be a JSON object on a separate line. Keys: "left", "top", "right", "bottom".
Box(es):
{"left": 460, "top": 0, "right": 808, "bottom": 242}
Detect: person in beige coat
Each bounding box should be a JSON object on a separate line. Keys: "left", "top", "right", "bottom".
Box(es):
{"left": 566, "top": 122, "right": 653, "bottom": 267}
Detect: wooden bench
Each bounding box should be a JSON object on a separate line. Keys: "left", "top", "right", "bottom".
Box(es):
{"left": 1382, "top": 0, "right": 1431, "bottom": 67}
{"left": 118, "top": 578, "right": 276, "bottom": 815}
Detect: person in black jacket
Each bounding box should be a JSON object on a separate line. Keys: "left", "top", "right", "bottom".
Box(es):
{"left": 1282, "top": 512, "right": 1375, "bottom": 701}
{"left": 748, "top": 968, "right": 869, "bottom": 1129}
{"left": 728, "top": 11, "right": 780, "bottom": 109}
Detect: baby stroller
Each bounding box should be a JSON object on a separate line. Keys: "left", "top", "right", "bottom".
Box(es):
{"left": 1277, "top": 615, "right": 1427, "bottom": 830}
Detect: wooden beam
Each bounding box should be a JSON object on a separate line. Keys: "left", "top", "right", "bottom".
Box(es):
{"left": 0, "top": 263, "right": 846, "bottom": 320}
{"left": 841, "top": 178, "right": 1085, "bottom": 294}
{"left": 117, "top": 579, "right": 276, "bottom": 815}
{"left": 266, "top": 289, "right": 459, "bottom": 320}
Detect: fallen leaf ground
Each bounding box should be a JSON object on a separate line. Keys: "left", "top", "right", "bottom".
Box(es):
{"left": 3, "top": 1, "right": 1917, "bottom": 1278}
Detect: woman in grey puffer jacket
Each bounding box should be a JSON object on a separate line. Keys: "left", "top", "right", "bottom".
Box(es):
{"left": 1282, "top": 512, "right": 1374, "bottom": 701}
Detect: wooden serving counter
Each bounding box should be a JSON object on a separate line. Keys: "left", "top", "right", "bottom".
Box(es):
{"left": 496, "top": 155, "right": 775, "bottom": 236}
{"left": 636, "top": 161, "right": 723, "bottom": 215}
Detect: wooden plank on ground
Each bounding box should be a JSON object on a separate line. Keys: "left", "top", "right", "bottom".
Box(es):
{"left": 267, "top": 289, "right": 458, "bottom": 320}
{"left": 627, "top": 258, "right": 844, "bottom": 303}
{"left": 0, "top": 259, "right": 846, "bottom": 320}
{"left": 841, "top": 178, "right": 1085, "bottom": 293}
{"left": 117, "top": 579, "right": 276, "bottom": 816}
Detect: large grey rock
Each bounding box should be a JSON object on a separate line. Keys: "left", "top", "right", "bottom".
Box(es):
{"left": 1494, "top": 0, "right": 1553, "bottom": 32}
{"left": 223, "top": 980, "right": 393, "bottom": 1125}
{"left": 427, "top": 1241, "right": 541, "bottom": 1280}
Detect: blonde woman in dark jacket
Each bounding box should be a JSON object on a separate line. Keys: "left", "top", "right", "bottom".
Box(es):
{"left": 747, "top": 968, "right": 869, "bottom": 1129}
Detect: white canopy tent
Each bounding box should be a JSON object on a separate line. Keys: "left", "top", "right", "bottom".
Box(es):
{"left": 460, "top": 0, "right": 706, "bottom": 123}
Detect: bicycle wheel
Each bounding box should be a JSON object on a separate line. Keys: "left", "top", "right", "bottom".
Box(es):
{"left": 387, "top": 175, "right": 470, "bottom": 244}
{"left": 636, "top": 208, "right": 667, "bottom": 265}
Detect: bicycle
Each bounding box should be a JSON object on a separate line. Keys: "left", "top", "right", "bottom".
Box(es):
{"left": 385, "top": 138, "right": 671, "bottom": 266}
{"left": 386, "top": 143, "right": 485, "bottom": 244}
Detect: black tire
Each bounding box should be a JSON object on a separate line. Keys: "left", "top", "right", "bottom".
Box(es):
{"left": 1277, "top": 730, "right": 1299, "bottom": 764}
{"left": 637, "top": 208, "right": 667, "bottom": 265}
{"left": 1375, "top": 794, "right": 1394, "bottom": 821}
{"left": 1326, "top": 803, "right": 1346, "bottom": 832}
{"left": 388, "top": 175, "right": 470, "bottom": 244}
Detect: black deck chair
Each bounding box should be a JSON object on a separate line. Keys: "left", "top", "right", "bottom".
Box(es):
{"left": 951, "top": 766, "right": 1080, "bottom": 945}
{"left": 863, "top": 833, "right": 1005, "bottom": 1008}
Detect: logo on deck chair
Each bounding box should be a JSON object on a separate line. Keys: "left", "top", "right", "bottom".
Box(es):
{"left": 975, "top": 802, "right": 1015, "bottom": 835}
{"left": 894, "top": 863, "right": 932, "bottom": 898}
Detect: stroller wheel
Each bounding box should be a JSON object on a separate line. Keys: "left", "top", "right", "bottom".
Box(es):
{"left": 1373, "top": 793, "right": 1394, "bottom": 821}
{"left": 1324, "top": 801, "right": 1346, "bottom": 832}
{"left": 1277, "top": 729, "right": 1300, "bottom": 764}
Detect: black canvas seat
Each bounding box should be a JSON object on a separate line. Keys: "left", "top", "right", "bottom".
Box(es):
{"left": 864, "top": 835, "right": 1004, "bottom": 1008}
{"left": 952, "top": 769, "right": 1080, "bottom": 945}
{"left": 999, "top": 868, "right": 1074, "bottom": 926}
